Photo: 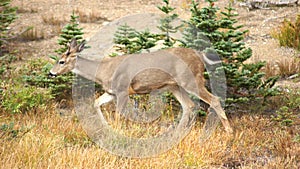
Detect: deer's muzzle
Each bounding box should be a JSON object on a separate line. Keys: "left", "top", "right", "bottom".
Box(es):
{"left": 48, "top": 71, "right": 57, "bottom": 78}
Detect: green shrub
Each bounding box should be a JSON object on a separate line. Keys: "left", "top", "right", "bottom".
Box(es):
{"left": 271, "top": 106, "right": 294, "bottom": 127}
{"left": 157, "top": 0, "right": 182, "bottom": 47}
{"left": 22, "top": 59, "right": 73, "bottom": 101}
{"left": 271, "top": 90, "right": 300, "bottom": 127}
{"left": 272, "top": 14, "right": 300, "bottom": 50}
{"left": 1, "top": 84, "right": 53, "bottom": 114}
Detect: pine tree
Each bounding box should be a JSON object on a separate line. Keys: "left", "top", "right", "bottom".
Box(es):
{"left": 157, "top": 0, "right": 182, "bottom": 47}
{"left": 55, "top": 11, "right": 84, "bottom": 54}
{"left": 113, "top": 24, "right": 158, "bottom": 54}
{"left": 113, "top": 24, "right": 138, "bottom": 54}
{"left": 183, "top": 0, "right": 278, "bottom": 103}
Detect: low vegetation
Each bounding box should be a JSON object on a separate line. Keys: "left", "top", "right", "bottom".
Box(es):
{"left": 0, "top": 98, "right": 299, "bottom": 168}
{"left": 272, "top": 14, "right": 300, "bottom": 51}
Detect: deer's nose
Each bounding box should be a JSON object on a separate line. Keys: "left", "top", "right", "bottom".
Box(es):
{"left": 48, "top": 71, "right": 57, "bottom": 78}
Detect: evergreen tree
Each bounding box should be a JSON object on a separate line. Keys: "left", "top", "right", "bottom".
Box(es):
{"left": 55, "top": 11, "right": 84, "bottom": 54}
{"left": 183, "top": 0, "right": 278, "bottom": 103}
{"left": 157, "top": 0, "right": 182, "bottom": 47}
{"left": 114, "top": 24, "right": 139, "bottom": 54}
{"left": 113, "top": 0, "right": 182, "bottom": 54}
{"left": 113, "top": 24, "right": 158, "bottom": 54}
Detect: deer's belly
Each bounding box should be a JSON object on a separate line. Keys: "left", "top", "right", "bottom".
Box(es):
{"left": 129, "top": 69, "right": 177, "bottom": 94}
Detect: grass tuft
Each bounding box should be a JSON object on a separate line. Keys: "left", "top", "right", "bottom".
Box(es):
{"left": 74, "top": 8, "right": 108, "bottom": 23}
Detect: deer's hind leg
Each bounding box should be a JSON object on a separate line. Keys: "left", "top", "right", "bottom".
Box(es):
{"left": 169, "top": 86, "right": 196, "bottom": 128}
{"left": 197, "top": 87, "right": 233, "bottom": 133}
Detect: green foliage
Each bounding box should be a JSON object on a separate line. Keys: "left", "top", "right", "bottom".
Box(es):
{"left": 22, "top": 59, "right": 73, "bottom": 101}
{"left": 114, "top": 24, "right": 158, "bottom": 54}
{"left": 157, "top": 0, "right": 182, "bottom": 47}
{"left": 0, "top": 59, "right": 53, "bottom": 114}
{"left": 293, "top": 134, "right": 300, "bottom": 143}
{"left": 183, "top": 0, "right": 278, "bottom": 104}
{"left": 0, "top": 53, "right": 15, "bottom": 76}
{"left": 113, "top": 24, "right": 138, "bottom": 54}
{"left": 113, "top": 0, "right": 182, "bottom": 54}
{"left": 1, "top": 83, "right": 53, "bottom": 114}
{"left": 55, "top": 11, "right": 84, "bottom": 54}
{"left": 272, "top": 14, "right": 300, "bottom": 51}
{"left": 271, "top": 90, "right": 300, "bottom": 127}
{"left": 271, "top": 106, "right": 294, "bottom": 127}
{"left": 0, "top": 0, "right": 17, "bottom": 55}
{"left": 0, "top": 53, "right": 17, "bottom": 103}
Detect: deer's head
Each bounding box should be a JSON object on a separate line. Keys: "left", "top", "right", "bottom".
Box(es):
{"left": 49, "top": 39, "right": 85, "bottom": 77}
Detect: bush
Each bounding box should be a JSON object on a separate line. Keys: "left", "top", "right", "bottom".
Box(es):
{"left": 22, "top": 59, "right": 74, "bottom": 101}
{"left": 272, "top": 14, "right": 300, "bottom": 50}
{"left": 1, "top": 84, "right": 53, "bottom": 114}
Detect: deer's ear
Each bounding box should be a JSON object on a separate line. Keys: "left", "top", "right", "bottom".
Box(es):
{"left": 69, "top": 38, "right": 78, "bottom": 49}
{"left": 77, "top": 40, "right": 86, "bottom": 52}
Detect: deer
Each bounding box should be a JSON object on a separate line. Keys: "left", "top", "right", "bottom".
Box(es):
{"left": 49, "top": 39, "right": 233, "bottom": 134}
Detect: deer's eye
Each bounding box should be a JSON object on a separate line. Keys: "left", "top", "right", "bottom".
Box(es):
{"left": 59, "top": 60, "right": 65, "bottom": 65}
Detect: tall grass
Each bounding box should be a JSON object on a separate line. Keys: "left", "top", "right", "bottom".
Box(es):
{"left": 1, "top": 103, "right": 299, "bottom": 168}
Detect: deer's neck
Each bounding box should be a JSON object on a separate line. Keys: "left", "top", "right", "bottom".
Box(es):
{"left": 72, "top": 55, "right": 128, "bottom": 92}
{"left": 72, "top": 56, "right": 102, "bottom": 84}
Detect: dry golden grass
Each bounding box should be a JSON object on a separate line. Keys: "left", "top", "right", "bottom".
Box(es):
{"left": 264, "top": 57, "right": 300, "bottom": 79}
{"left": 18, "top": 27, "right": 46, "bottom": 41}
{"left": 42, "top": 16, "right": 65, "bottom": 26}
{"left": 74, "top": 8, "right": 108, "bottom": 23}
{"left": 1, "top": 105, "right": 299, "bottom": 168}
{"left": 276, "top": 58, "right": 300, "bottom": 78}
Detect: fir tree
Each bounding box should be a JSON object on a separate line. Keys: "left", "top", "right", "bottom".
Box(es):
{"left": 157, "top": 0, "right": 182, "bottom": 47}
{"left": 113, "top": 24, "right": 139, "bottom": 54}
{"left": 183, "top": 0, "right": 278, "bottom": 103}
{"left": 55, "top": 11, "right": 84, "bottom": 54}
{"left": 113, "top": 24, "right": 157, "bottom": 54}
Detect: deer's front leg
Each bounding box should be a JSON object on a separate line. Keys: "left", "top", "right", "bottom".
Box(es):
{"left": 94, "top": 92, "right": 115, "bottom": 108}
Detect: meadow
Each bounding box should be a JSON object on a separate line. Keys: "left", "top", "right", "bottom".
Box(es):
{"left": 1, "top": 0, "right": 300, "bottom": 168}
